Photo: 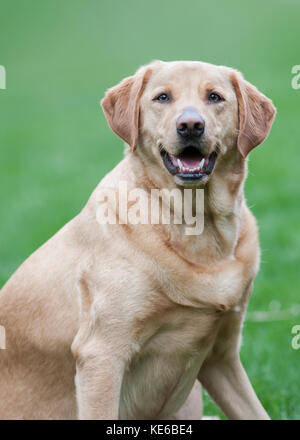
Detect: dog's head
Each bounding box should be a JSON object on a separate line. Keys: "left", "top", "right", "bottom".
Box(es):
{"left": 101, "top": 60, "right": 276, "bottom": 187}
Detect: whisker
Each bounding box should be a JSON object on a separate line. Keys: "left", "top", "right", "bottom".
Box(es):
{"left": 158, "top": 143, "right": 164, "bottom": 153}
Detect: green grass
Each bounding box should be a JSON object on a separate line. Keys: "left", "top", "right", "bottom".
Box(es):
{"left": 1, "top": 0, "right": 300, "bottom": 419}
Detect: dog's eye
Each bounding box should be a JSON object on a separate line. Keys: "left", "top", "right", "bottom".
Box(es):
{"left": 208, "top": 92, "right": 224, "bottom": 103}
{"left": 154, "top": 93, "right": 170, "bottom": 102}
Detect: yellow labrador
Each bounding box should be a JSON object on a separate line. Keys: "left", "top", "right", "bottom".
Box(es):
{"left": 0, "top": 60, "right": 276, "bottom": 420}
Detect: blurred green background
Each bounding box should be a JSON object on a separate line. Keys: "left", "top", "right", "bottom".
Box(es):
{"left": 0, "top": 0, "right": 300, "bottom": 419}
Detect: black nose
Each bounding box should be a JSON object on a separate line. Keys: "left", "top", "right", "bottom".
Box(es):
{"left": 176, "top": 108, "right": 205, "bottom": 138}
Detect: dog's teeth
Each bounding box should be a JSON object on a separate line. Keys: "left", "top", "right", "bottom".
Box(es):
{"left": 199, "top": 158, "right": 205, "bottom": 170}
{"left": 177, "top": 158, "right": 183, "bottom": 169}
{"left": 177, "top": 159, "right": 205, "bottom": 173}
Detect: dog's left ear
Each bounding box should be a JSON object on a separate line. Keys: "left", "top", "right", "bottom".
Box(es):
{"left": 101, "top": 66, "right": 152, "bottom": 151}
{"left": 231, "top": 72, "right": 276, "bottom": 158}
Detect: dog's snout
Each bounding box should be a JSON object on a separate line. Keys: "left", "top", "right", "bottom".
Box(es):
{"left": 176, "top": 108, "right": 205, "bottom": 138}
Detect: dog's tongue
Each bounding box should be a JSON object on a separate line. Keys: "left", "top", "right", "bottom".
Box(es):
{"left": 178, "top": 149, "right": 203, "bottom": 168}
{"left": 180, "top": 157, "right": 201, "bottom": 168}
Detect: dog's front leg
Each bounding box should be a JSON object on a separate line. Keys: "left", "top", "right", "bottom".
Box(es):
{"left": 198, "top": 302, "right": 269, "bottom": 420}
{"left": 198, "top": 355, "right": 269, "bottom": 420}
{"left": 71, "top": 279, "right": 127, "bottom": 420}
{"left": 72, "top": 341, "right": 124, "bottom": 420}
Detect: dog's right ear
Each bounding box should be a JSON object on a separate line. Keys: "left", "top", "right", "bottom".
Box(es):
{"left": 231, "top": 71, "right": 276, "bottom": 158}
{"left": 101, "top": 66, "right": 153, "bottom": 151}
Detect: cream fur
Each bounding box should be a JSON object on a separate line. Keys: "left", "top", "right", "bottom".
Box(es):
{"left": 0, "top": 60, "right": 276, "bottom": 420}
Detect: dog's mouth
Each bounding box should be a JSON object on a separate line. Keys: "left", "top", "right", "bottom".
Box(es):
{"left": 160, "top": 146, "right": 217, "bottom": 182}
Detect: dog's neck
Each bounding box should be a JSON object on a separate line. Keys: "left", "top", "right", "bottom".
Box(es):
{"left": 124, "top": 149, "right": 247, "bottom": 265}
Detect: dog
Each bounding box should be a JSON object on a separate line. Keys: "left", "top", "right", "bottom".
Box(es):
{"left": 0, "top": 60, "right": 276, "bottom": 420}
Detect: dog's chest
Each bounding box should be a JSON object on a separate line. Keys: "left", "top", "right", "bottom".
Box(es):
{"left": 119, "top": 306, "right": 219, "bottom": 419}
{"left": 105, "top": 223, "right": 252, "bottom": 419}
